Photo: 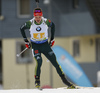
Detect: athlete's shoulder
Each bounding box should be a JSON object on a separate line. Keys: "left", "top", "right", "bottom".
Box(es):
{"left": 25, "top": 18, "right": 34, "bottom": 28}
{"left": 29, "top": 18, "right": 35, "bottom": 23}
{"left": 43, "top": 17, "right": 52, "bottom": 27}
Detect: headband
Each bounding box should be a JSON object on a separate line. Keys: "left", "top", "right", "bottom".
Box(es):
{"left": 34, "top": 10, "right": 43, "bottom": 16}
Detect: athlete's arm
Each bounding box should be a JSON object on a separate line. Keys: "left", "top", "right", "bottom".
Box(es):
{"left": 45, "top": 19, "right": 55, "bottom": 41}
{"left": 20, "top": 21, "right": 32, "bottom": 40}
{"left": 50, "top": 22, "right": 55, "bottom": 41}
{"left": 46, "top": 19, "right": 55, "bottom": 46}
{"left": 20, "top": 21, "right": 32, "bottom": 48}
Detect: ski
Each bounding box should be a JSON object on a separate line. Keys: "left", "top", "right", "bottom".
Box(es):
{"left": 35, "top": 87, "right": 43, "bottom": 90}
{"left": 57, "top": 86, "right": 94, "bottom": 89}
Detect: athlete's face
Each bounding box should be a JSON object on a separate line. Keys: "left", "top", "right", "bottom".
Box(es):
{"left": 34, "top": 16, "right": 42, "bottom": 24}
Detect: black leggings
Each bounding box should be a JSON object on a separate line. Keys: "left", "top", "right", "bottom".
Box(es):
{"left": 31, "top": 41, "right": 64, "bottom": 77}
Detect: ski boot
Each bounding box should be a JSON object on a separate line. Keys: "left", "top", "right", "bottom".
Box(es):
{"left": 60, "top": 74, "right": 76, "bottom": 89}
{"left": 67, "top": 84, "right": 76, "bottom": 89}
{"left": 35, "top": 76, "right": 40, "bottom": 89}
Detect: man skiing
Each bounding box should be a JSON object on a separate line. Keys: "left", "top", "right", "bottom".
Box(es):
{"left": 20, "top": 7, "right": 76, "bottom": 89}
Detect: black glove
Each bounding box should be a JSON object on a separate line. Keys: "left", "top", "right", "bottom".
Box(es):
{"left": 24, "top": 38, "right": 31, "bottom": 49}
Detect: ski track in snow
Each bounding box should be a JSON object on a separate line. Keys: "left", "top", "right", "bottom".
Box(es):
{"left": 0, "top": 87, "right": 100, "bottom": 93}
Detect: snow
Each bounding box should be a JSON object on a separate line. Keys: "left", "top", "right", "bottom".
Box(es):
{"left": 0, "top": 87, "right": 100, "bottom": 93}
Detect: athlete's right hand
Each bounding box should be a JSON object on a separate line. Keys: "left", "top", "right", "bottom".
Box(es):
{"left": 24, "top": 39, "right": 31, "bottom": 49}
{"left": 49, "top": 39, "right": 55, "bottom": 47}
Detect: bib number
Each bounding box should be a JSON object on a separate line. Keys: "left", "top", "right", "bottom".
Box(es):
{"left": 33, "top": 33, "right": 45, "bottom": 39}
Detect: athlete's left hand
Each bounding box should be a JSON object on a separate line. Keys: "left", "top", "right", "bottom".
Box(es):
{"left": 49, "top": 39, "right": 55, "bottom": 47}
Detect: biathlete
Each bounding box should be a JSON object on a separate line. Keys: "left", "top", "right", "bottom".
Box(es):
{"left": 20, "top": 7, "right": 76, "bottom": 89}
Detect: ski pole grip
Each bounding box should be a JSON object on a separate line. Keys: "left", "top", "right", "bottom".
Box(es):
{"left": 35, "top": 0, "right": 39, "bottom": 3}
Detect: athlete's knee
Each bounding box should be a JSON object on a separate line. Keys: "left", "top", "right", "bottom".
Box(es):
{"left": 48, "top": 53, "right": 56, "bottom": 62}
{"left": 38, "top": 60, "right": 42, "bottom": 67}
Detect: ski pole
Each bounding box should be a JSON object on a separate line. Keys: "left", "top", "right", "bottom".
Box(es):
{"left": 35, "top": 0, "right": 39, "bottom": 7}
{"left": 16, "top": 48, "right": 28, "bottom": 57}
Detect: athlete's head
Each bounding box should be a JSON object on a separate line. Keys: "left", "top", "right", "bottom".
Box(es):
{"left": 33, "top": 8, "right": 43, "bottom": 23}
{"left": 33, "top": 8, "right": 43, "bottom": 16}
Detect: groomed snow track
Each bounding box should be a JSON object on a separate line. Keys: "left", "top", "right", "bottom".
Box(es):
{"left": 0, "top": 87, "right": 100, "bottom": 93}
